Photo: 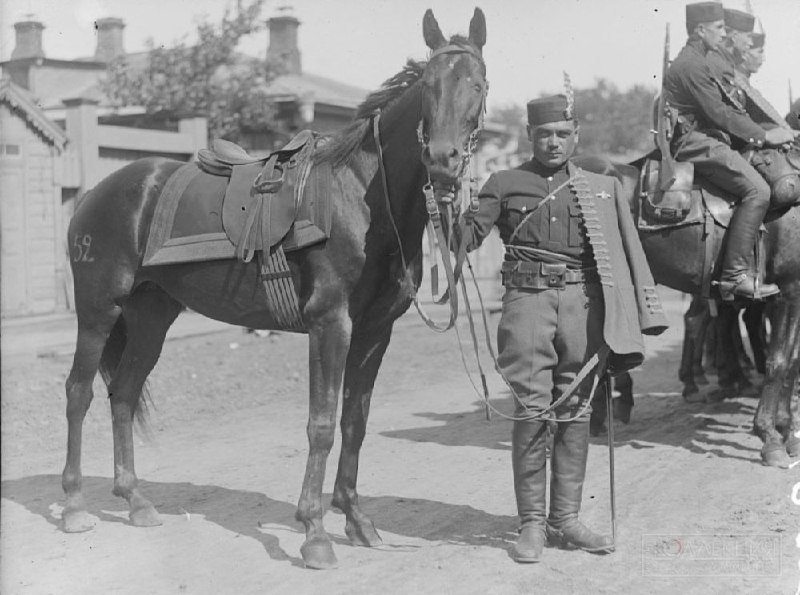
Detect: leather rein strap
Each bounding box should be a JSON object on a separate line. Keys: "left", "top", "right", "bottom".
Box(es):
{"left": 372, "top": 113, "right": 459, "bottom": 332}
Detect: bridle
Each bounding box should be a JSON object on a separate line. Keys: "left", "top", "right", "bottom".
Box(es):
{"left": 374, "top": 43, "right": 487, "bottom": 332}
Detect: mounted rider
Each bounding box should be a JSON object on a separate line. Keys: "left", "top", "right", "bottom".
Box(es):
{"left": 663, "top": 1, "right": 799, "bottom": 301}
{"left": 457, "top": 90, "right": 668, "bottom": 563}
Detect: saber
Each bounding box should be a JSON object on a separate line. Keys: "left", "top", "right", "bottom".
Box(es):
{"left": 605, "top": 372, "right": 617, "bottom": 548}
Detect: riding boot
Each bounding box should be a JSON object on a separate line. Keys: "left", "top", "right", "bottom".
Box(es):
{"left": 718, "top": 194, "right": 779, "bottom": 301}
{"left": 510, "top": 420, "right": 548, "bottom": 563}
{"left": 546, "top": 419, "right": 614, "bottom": 553}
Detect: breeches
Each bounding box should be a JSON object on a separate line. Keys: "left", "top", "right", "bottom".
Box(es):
{"left": 674, "top": 131, "right": 770, "bottom": 205}
{"left": 497, "top": 282, "right": 606, "bottom": 421}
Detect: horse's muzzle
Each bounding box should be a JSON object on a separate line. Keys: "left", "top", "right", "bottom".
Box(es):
{"left": 422, "top": 144, "right": 463, "bottom": 185}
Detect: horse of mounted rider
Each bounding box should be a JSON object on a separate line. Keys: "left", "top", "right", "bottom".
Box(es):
{"left": 61, "top": 8, "right": 487, "bottom": 569}
{"left": 582, "top": 3, "right": 800, "bottom": 468}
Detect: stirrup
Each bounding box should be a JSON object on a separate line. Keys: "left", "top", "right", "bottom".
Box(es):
{"left": 717, "top": 274, "right": 780, "bottom": 302}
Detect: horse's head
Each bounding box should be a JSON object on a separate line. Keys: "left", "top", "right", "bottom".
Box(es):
{"left": 418, "top": 8, "right": 487, "bottom": 189}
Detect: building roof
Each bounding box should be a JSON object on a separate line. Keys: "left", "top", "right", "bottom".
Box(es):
{"left": 264, "top": 71, "right": 368, "bottom": 109}
{"left": 0, "top": 77, "right": 67, "bottom": 148}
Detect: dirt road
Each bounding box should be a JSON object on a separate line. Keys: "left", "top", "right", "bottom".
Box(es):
{"left": 2, "top": 291, "right": 798, "bottom": 594}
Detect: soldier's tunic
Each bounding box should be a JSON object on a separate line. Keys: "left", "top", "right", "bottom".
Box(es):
{"left": 664, "top": 37, "right": 769, "bottom": 202}
{"left": 464, "top": 159, "right": 667, "bottom": 419}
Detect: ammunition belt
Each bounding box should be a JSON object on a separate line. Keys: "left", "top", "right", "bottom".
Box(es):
{"left": 501, "top": 260, "right": 599, "bottom": 290}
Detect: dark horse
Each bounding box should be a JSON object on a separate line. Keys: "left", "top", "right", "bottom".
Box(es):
{"left": 62, "top": 9, "right": 487, "bottom": 569}
{"left": 576, "top": 155, "right": 800, "bottom": 468}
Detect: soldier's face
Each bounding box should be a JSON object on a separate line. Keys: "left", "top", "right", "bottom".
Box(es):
{"left": 698, "top": 20, "right": 727, "bottom": 49}
{"left": 742, "top": 46, "right": 765, "bottom": 74}
{"left": 728, "top": 30, "right": 752, "bottom": 53}
{"left": 528, "top": 121, "right": 579, "bottom": 168}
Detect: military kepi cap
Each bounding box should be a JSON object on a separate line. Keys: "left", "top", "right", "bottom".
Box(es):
{"left": 724, "top": 8, "right": 755, "bottom": 33}
{"left": 686, "top": 2, "right": 724, "bottom": 32}
{"left": 527, "top": 95, "right": 573, "bottom": 125}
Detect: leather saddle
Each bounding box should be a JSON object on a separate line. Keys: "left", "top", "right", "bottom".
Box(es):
{"left": 197, "top": 130, "right": 317, "bottom": 262}
{"left": 637, "top": 158, "right": 736, "bottom": 231}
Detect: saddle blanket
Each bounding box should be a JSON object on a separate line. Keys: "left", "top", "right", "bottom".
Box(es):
{"left": 142, "top": 155, "right": 333, "bottom": 267}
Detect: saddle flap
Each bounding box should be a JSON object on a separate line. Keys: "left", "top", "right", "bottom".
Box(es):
{"left": 637, "top": 159, "right": 705, "bottom": 230}
{"left": 221, "top": 160, "right": 298, "bottom": 261}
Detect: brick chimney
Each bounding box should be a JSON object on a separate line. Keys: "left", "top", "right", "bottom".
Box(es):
{"left": 11, "top": 18, "right": 45, "bottom": 60}
{"left": 267, "top": 8, "right": 301, "bottom": 74}
{"left": 94, "top": 17, "right": 125, "bottom": 62}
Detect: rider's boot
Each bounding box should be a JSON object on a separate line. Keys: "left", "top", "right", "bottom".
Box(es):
{"left": 510, "top": 420, "right": 548, "bottom": 563}
{"left": 718, "top": 185, "right": 779, "bottom": 301}
{"left": 546, "top": 419, "right": 614, "bottom": 553}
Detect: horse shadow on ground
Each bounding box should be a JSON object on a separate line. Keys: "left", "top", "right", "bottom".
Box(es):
{"left": 381, "top": 336, "right": 766, "bottom": 466}
{"left": 1, "top": 475, "right": 517, "bottom": 562}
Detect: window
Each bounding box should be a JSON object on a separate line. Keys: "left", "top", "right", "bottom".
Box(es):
{"left": 0, "top": 143, "right": 21, "bottom": 157}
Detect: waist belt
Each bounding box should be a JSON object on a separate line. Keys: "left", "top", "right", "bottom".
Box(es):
{"left": 501, "top": 260, "right": 598, "bottom": 290}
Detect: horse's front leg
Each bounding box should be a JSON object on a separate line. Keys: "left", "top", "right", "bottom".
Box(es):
{"left": 297, "top": 311, "right": 351, "bottom": 569}
{"left": 781, "top": 320, "right": 800, "bottom": 458}
{"left": 332, "top": 324, "right": 394, "bottom": 547}
{"left": 754, "top": 296, "right": 797, "bottom": 467}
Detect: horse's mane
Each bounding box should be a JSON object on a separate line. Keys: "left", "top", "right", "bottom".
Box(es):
{"left": 315, "top": 35, "right": 478, "bottom": 168}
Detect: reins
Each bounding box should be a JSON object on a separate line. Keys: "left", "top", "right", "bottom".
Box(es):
{"left": 372, "top": 113, "right": 460, "bottom": 332}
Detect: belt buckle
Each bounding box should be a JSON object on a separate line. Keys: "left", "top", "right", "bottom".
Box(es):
{"left": 541, "top": 263, "right": 566, "bottom": 288}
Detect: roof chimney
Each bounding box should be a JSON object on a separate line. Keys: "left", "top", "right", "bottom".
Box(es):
{"left": 11, "top": 18, "right": 45, "bottom": 60}
{"left": 94, "top": 17, "right": 126, "bottom": 62}
{"left": 267, "top": 7, "right": 301, "bottom": 74}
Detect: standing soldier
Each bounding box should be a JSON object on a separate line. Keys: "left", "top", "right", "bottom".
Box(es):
{"left": 664, "top": 1, "right": 799, "bottom": 300}
{"left": 458, "top": 91, "right": 668, "bottom": 563}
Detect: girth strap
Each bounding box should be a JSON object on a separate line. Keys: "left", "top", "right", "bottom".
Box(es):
{"left": 258, "top": 247, "right": 304, "bottom": 331}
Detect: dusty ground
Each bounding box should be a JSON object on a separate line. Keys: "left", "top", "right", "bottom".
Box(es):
{"left": 2, "top": 290, "right": 799, "bottom": 595}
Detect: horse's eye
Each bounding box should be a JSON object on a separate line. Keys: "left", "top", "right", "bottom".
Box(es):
{"left": 473, "top": 83, "right": 483, "bottom": 94}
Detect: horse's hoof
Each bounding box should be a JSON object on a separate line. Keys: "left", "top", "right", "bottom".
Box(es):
{"left": 612, "top": 400, "right": 632, "bottom": 424}
{"left": 130, "top": 504, "right": 162, "bottom": 527}
{"left": 695, "top": 374, "right": 709, "bottom": 386}
{"left": 62, "top": 509, "right": 96, "bottom": 533}
{"left": 683, "top": 390, "right": 705, "bottom": 404}
{"left": 705, "top": 388, "right": 732, "bottom": 403}
{"left": 786, "top": 435, "right": 800, "bottom": 458}
{"left": 761, "top": 445, "right": 791, "bottom": 468}
{"left": 300, "top": 536, "right": 338, "bottom": 569}
{"left": 345, "top": 519, "right": 383, "bottom": 547}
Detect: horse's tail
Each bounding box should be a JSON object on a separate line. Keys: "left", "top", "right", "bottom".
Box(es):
{"left": 98, "top": 315, "right": 153, "bottom": 432}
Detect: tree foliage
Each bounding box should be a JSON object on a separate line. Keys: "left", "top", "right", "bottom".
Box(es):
{"left": 574, "top": 79, "right": 656, "bottom": 157}
{"left": 101, "top": 0, "right": 283, "bottom": 144}
{"left": 487, "top": 78, "right": 657, "bottom": 159}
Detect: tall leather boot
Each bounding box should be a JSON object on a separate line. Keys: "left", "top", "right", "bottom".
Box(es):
{"left": 546, "top": 419, "right": 614, "bottom": 553}
{"left": 510, "top": 420, "right": 548, "bottom": 563}
{"left": 718, "top": 193, "right": 779, "bottom": 301}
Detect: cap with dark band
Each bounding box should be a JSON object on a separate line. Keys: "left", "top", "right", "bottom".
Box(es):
{"left": 724, "top": 8, "right": 755, "bottom": 33}
{"left": 527, "top": 95, "right": 573, "bottom": 126}
{"left": 686, "top": 1, "right": 724, "bottom": 33}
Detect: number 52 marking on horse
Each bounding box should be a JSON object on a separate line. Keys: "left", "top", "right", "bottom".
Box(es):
{"left": 72, "top": 234, "right": 95, "bottom": 263}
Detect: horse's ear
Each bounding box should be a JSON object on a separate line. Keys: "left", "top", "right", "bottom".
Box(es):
{"left": 468, "top": 8, "right": 486, "bottom": 51}
{"left": 423, "top": 9, "right": 447, "bottom": 50}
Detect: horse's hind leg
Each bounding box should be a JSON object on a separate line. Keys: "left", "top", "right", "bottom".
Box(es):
{"left": 108, "top": 283, "right": 182, "bottom": 525}
{"left": 62, "top": 307, "right": 122, "bottom": 533}
{"left": 332, "top": 325, "right": 393, "bottom": 548}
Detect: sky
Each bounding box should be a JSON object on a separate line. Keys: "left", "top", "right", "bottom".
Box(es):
{"left": 1, "top": 0, "right": 798, "bottom": 116}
